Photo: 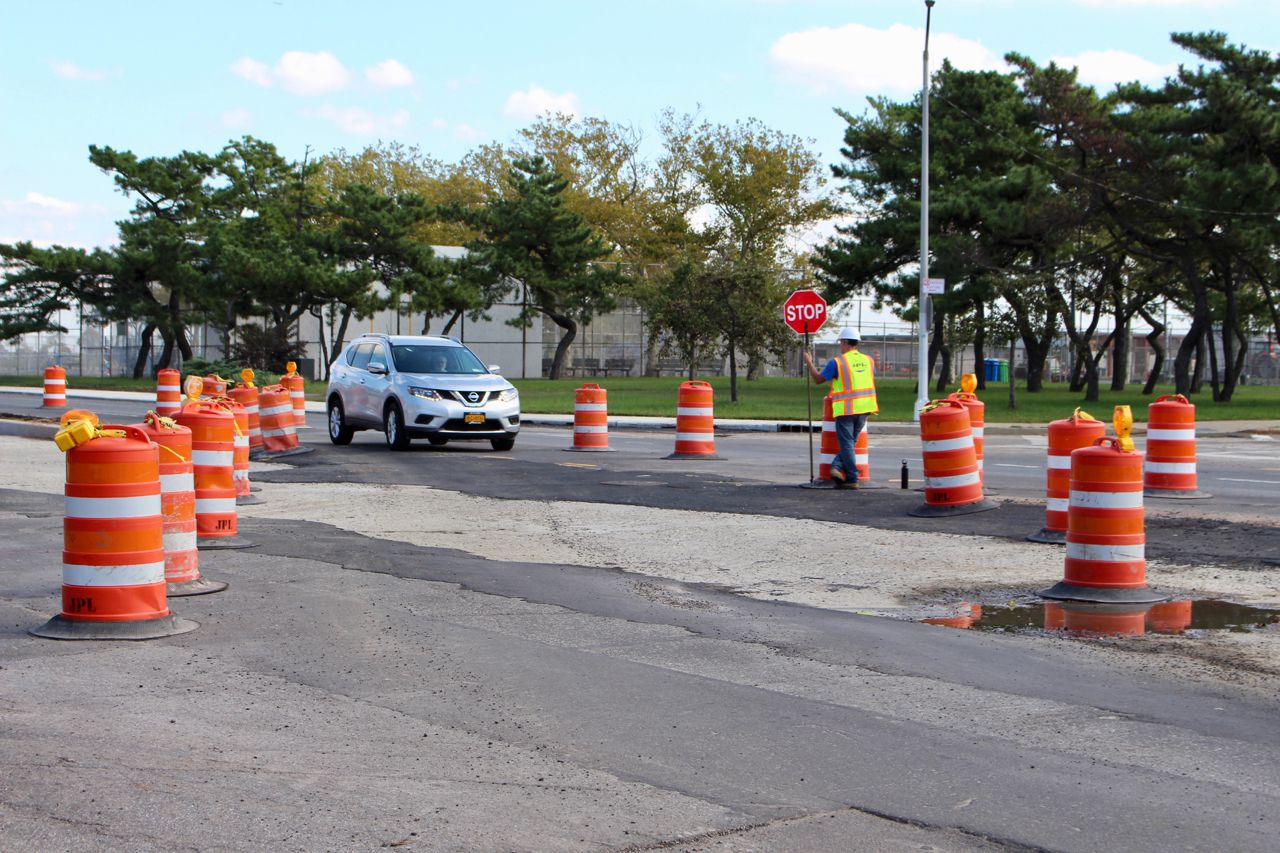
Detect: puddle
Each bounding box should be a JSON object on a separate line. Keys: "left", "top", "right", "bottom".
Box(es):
{"left": 916, "top": 599, "right": 1280, "bottom": 638}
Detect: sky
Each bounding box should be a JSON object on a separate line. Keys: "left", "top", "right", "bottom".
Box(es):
{"left": 2, "top": 0, "right": 1276, "bottom": 254}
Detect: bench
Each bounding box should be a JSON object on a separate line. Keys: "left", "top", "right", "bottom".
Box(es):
{"left": 602, "top": 357, "right": 633, "bottom": 377}
{"left": 656, "top": 359, "right": 687, "bottom": 377}
{"left": 566, "top": 357, "right": 600, "bottom": 377}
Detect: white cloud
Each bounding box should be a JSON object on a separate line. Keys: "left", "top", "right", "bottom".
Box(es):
{"left": 769, "top": 23, "right": 1004, "bottom": 94}
{"left": 1, "top": 192, "right": 85, "bottom": 216}
{"left": 231, "top": 51, "right": 351, "bottom": 95}
{"left": 230, "top": 57, "right": 271, "bottom": 87}
{"left": 431, "top": 117, "right": 450, "bottom": 130}
{"left": 49, "top": 60, "right": 107, "bottom": 81}
{"left": 1051, "top": 49, "right": 1177, "bottom": 86}
{"left": 308, "top": 105, "right": 410, "bottom": 135}
{"left": 221, "top": 108, "right": 254, "bottom": 130}
{"left": 365, "top": 59, "right": 414, "bottom": 88}
{"left": 502, "top": 84, "right": 580, "bottom": 120}
{"left": 452, "top": 123, "right": 483, "bottom": 141}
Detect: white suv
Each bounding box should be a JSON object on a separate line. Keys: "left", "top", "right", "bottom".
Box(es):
{"left": 326, "top": 334, "right": 521, "bottom": 451}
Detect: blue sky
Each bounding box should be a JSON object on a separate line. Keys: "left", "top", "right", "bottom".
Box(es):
{"left": 2, "top": 0, "right": 1275, "bottom": 251}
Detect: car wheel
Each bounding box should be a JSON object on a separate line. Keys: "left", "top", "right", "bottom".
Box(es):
{"left": 427, "top": 435, "right": 449, "bottom": 446}
{"left": 384, "top": 402, "right": 411, "bottom": 451}
{"left": 327, "top": 398, "right": 354, "bottom": 445}
{"left": 490, "top": 436, "right": 516, "bottom": 451}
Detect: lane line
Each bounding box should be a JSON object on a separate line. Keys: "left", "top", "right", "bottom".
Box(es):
{"left": 1217, "top": 477, "right": 1280, "bottom": 485}
{"left": 993, "top": 463, "right": 1039, "bottom": 469}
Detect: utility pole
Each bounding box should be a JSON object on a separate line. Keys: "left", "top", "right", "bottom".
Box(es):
{"left": 914, "top": 0, "right": 936, "bottom": 421}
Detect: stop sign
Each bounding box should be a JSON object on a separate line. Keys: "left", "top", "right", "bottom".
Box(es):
{"left": 782, "top": 289, "right": 828, "bottom": 335}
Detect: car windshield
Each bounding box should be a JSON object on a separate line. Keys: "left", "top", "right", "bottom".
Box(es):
{"left": 392, "top": 344, "right": 487, "bottom": 375}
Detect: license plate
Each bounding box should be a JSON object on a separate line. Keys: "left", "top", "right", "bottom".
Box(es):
{"left": 464, "top": 413, "right": 485, "bottom": 424}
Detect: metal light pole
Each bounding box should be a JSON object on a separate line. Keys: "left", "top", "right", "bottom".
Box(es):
{"left": 914, "top": 0, "right": 936, "bottom": 422}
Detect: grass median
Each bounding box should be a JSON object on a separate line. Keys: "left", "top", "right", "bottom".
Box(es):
{"left": 3, "top": 373, "right": 1276, "bottom": 422}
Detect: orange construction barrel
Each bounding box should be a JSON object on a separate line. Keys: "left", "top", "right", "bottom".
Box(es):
{"left": 666, "top": 380, "right": 719, "bottom": 459}
{"left": 202, "top": 374, "right": 228, "bottom": 397}
{"left": 568, "top": 383, "right": 613, "bottom": 451}
{"left": 229, "top": 384, "right": 263, "bottom": 454}
{"left": 42, "top": 365, "right": 66, "bottom": 408}
{"left": 281, "top": 367, "right": 308, "bottom": 430}
{"left": 31, "top": 419, "right": 197, "bottom": 640}
{"left": 908, "top": 399, "right": 996, "bottom": 517}
{"left": 1040, "top": 436, "right": 1164, "bottom": 604}
{"left": 155, "top": 368, "right": 182, "bottom": 416}
{"left": 1144, "top": 394, "right": 1210, "bottom": 499}
{"left": 1028, "top": 409, "right": 1106, "bottom": 544}
{"left": 176, "top": 401, "right": 254, "bottom": 550}
{"left": 258, "top": 384, "right": 300, "bottom": 455}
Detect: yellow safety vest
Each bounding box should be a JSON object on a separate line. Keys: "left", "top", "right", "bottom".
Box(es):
{"left": 831, "top": 351, "right": 878, "bottom": 416}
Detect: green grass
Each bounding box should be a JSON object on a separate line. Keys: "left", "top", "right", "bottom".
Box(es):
{"left": 3, "top": 373, "right": 1276, "bottom": 422}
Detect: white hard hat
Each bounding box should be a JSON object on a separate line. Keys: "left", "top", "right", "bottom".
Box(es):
{"left": 838, "top": 327, "right": 861, "bottom": 342}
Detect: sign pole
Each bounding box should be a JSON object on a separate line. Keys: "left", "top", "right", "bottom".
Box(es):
{"left": 805, "top": 324, "right": 813, "bottom": 483}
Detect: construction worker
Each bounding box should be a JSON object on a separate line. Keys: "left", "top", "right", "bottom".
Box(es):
{"left": 803, "top": 327, "right": 878, "bottom": 489}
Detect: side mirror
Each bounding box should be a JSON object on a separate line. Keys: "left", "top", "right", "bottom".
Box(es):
{"left": 488, "top": 364, "right": 502, "bottom": 375}
{"left": 368, "top": 364, "right": 388, "bottom": 375}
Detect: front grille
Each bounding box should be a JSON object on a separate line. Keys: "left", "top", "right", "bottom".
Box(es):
{"left": 444, "top": 390, "right": 492, "bottom": 407}
{"left": 441, "top": 418, "right": 504, "bottom": 431}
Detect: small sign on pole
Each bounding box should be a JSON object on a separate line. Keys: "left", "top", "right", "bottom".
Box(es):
{"left": 783, "top": 290, "right": 828, "bottom": 483}
{"left": 924, "top": 277, "right": 946, "bottom": 295}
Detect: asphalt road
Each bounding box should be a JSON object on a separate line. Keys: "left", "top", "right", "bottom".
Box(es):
{"left": 2, "top": 392, "right": 1279, "bottom": 850}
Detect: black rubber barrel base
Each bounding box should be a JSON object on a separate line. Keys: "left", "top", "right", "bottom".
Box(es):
{"left": 564, "top": 446, "right": 615, "bottom": 453}
{"left": 30, "top": 614, "right": 199, "bottom": 641}
{"left": 908, "top": 498, "right": 1000, "bottom": 518}
{"left": 1038, "top": 581, "right": 1168, "bottom": 604}
{"left": 236, "top": 494, "right": 265, "bottom": 506}
{"left": 664, "top": 452, "right": 723, "bottom": 460}
{"left": 167, "top": 577, "right": 229, "bottom": 597}
{"left": 251, "top": 446, "right": 314, "bottom": 461}
{"left": 1026, "top": 528, "right": 1067, "bottom": 545}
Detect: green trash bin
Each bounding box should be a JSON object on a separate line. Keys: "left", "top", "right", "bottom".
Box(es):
{"left": 998, "top": 359, "right": 1010, "bottom": 382}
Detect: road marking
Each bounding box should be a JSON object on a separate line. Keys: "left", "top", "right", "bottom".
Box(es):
{"left": 993, "top": 463, "right": 1039, "bottom": 469}
{"left": 559, "top": 462, "right": 599, "bottom": 469}
{"left": 478, "top": 455, "right": 515, "bottom": 461}
{"left": 1217, "top": 477, "right": 1280, "bottom": 485}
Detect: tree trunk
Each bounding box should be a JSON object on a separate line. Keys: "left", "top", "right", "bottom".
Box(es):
{"left": 1007, "top": 338, "right": 1017, "bottom": 411}
{"left": 1173, "top": 277, "right": 1208, "bottom": 396}
{"left": 1111, "top": 310, "right": 1130, "bottom": 391}
{"left": 1021, "top": 327, "right": 1053, "bottom": 393}
{"left": 643, "top": 328, "right": 660, "bottom": 377}
{"left": 1191, "top": 327, "right": 1207, "bottom": 394}
{"left": 440, "top": 309, "right": 465, "bottom": 336}
{"left": 177, "top": 326, "right": 194, "bottom": 361}
{"left": 1207, "top": 322, "right": 1222, "bottom": 401}
{"left": 1069, "top": 343, "right": 1087, "bottom": 392}
{"left": 728, "top": 344, "right": 739, "bottom": 403}
{"left": 131, "top": 324, "right": 156, "bottom": 378}
{"left": 156, "top": 331, "right": 176, "bottom": 371}
{"left": 328, "top": 305, "right": 354, "bottom": 380}
{"left": 933, "top": 344, "right": 952, "bottom": 394}
{"left": 1138, "top": 307, "right": 1165, "bottom": 395}
{"left": 544, "top": 306, "right": 577, "bottom": 380}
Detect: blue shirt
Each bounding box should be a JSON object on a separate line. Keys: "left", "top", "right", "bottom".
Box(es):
{"left": 819, "top": 358, "right": 839, "bottom": 382}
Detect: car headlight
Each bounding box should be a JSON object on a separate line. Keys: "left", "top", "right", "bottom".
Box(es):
{"left": 408, "top": 386, "right": 442, "bottom": 400}
{"left": 498, "top": 387, "right": 519, "bottom": 402}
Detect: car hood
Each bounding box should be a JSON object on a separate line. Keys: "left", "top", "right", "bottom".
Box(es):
{"left": 399, "top": 372, "right": 513, "bottom": 391}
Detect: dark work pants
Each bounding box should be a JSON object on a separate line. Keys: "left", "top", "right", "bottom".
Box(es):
{"left": 832, "top": 413, "right": 867, "bottom": 483}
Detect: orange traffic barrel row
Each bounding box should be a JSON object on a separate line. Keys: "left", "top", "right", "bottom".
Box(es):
{"left": 155, "top": 367, "right": 182, "bottom": 416}
{"left": 1144, "top": 394, "right": 1210, "bottom": 499}
{"left": 854, "top": 419, "right": 870, "bottom": 483}
{"left": 31, "top": 418, "right": 197, "bottom": 640}
{"left": 666, "top": 381, "right": 718, "bottom": 459}
{"left": 1028, "top": 409, "right": 1106, "bottom": 544}
{"left": 258, "top": 384, "right": 300, "bottom": 454}
{"left": 909, "top": 398, "right": 996, "bottom": 517}
{"left": 133, "top": 413, "right": 227, "bottom": 596}
{"left": 1040, "top": 435, "right": 1164, "bottom": 604}
{"left": 947, "top": 374, "right": 984, "bottom": 481}
{"left": 42, "top": 365, "right": 66, "bottom": 408}
{"left": 568, "top": 383, "right": 612, "bottom": 451}
{"left": 817, "top": 395, "right": 839, "bottom": 482}
{"left": 175, "top": 401, "right": 253, "bottom": 551}
{"left": 202, "top": 374, "right": 227, "bottom": 397}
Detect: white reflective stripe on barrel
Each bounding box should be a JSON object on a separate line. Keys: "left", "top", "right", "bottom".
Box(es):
{"left": 676, "top": 432, "right": 714, "bottom": 443}
{"left": 676, "top": 407, "right": 714, "bottom": 417}
{"left": 970, "top": 427, "right": 984, "bottom": 439}
{"left": 191, "top": 449, "right": 234, "bottom": 467}
{"left": 163, "top": 530, "right": 198, "bottom": 552}
{"left": 63, "top": 561, "right": 165, "bottom": 587}
{"left": 290, "top": 391, "right": 305, "bottom": 400}
{"left": 819, "top": 453, "right": 836, "bottom": 464}
{"left": 159, "top": 472, "right": 195, "bottom": 493}
{"left": 44, "top": 379, "right": 66, "bottom": 387}
{"left": 260, "top": 404, "right": 293, "bottom": 417}
{"left": 245, "top": 405, "right": 259, "bottom": 415}
{"left": 1047, "top": 497, "right": 1069, "bottom": 513}
{"left": 233, "top": 469, "right": 248, "bottom": 481}
{"left": 822, "top": 423, "right": 835, "bottom": 433}
{"left": 573, "top": 425, "right": 608, "bottom": 433}
{"left": 924, "top": 471, "right": 981, "bottom": 489}
{"left": 261, "top": 427, "right": 294, "bottom": 437}
{"left": 195, "top": 497, "right": 238, "bottom": 514}
{"left": 1069, "top": 490, "right": 1144, "bottom": 509}
{"left": 1047, "top": 456, "right": 1073, "bottom": 469}
{"left": 234, "top": 434, "right": 249, "bottom": 447}
{"left": 1066, "top": 542, "right": 1145, "bottom": 561}
{"left": 65, "top": 494, "right": 161, "bottom": 519}
{"left": 157, "top": 384, "right": 180, "bottom": 393}
{"left": 855, "top": 453, "right": 869, "bottom": 464}
{"left": 575, "top": 403, "right": 607, "bottom": 412}
{"left": 1147, "top": 428, "right": 1195, "bottom": 441}
{"left": 1144, "top": 461, "right": 1196, "bottom": 474}
{"left": 922, "top": 437, "right": 973, "bottom": 453}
